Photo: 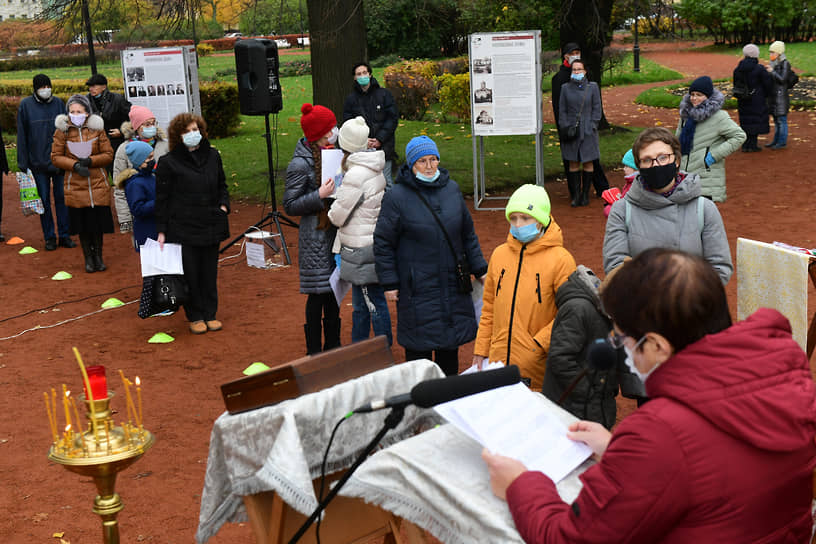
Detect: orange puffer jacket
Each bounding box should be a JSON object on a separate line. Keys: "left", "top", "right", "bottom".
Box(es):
{"left": 51, "top": 113, "right": 114, "bottom": 208}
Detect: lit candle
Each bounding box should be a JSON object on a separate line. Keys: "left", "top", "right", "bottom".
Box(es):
{"left": 69, "top": 395, "right": 82, "bottom": 435}
{"left": 63, "top": 424, "right": 71, "bottom": 447}
{"left": 44, "top": 392, "right": 57, "bottom": 442}
{"left": 84, "top": 366, "right": 108, "bottom": 400}
{"left": 73, "top": 348, "right": 98, "bottom": 436}
{"left": 51, "top": 389, "right": 58, "bottom": 436}
{"left": 135, "top": 376, "right": 143, "bottom": 430}
{"left": 119, "top": 370, "right": 135, "bottom": 425}
{"left": 62, "top": 385, "right": 71, "bottom": 429}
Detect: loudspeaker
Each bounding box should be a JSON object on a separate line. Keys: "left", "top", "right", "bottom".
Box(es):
{"left": 234, "top": 39, "right": 283, "bottom": 115}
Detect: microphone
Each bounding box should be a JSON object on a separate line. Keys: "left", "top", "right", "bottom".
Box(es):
{"left": 556, "top": 338, "right": 618, "bottom": 405}
{"left": 353, "top": 365, "right": 521, "bottom": 413}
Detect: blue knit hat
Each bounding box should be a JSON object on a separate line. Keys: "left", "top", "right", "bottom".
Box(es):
{"left": 405, "top": 136, "right": 439, "bottom": 169}
{"left": 622, "top": 149, "right": 637, "bottom": 169}
{"left": 126, "top": 140, "right": 154, "bottom": 168}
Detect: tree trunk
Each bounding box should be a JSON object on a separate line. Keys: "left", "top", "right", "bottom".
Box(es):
{"left": 305, "top": 0, "right": 367, "bottom": 119}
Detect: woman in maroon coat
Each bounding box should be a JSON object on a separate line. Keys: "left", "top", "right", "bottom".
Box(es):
{"left": 484, "top": 248, "right": 816, "bottom": 543}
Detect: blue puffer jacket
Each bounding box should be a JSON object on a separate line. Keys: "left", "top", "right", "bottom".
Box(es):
{"left": 115, "top": 166, "right": 157, "bottom": 250}
{"left": 374, "top": 164, "right": 487, "bottom": 351}
{"left": 16, "top": 94, "right": 65, "bottom": 174}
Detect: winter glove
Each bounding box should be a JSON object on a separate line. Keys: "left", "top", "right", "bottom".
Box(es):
{"left": 73, "top": 162, "right": 90, "bottom": 178}
{"left": 77, "top": 157, "right": 92, "bottom": 168}
{"left": 704, "top": 152, "right": 716, "bottom": 167}
{"left": 334, "top": 253, "right": 342, "bottom": 270}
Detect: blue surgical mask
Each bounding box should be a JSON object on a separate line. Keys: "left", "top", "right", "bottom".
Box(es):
{"left": 356, "top": 76, "right": 370, "bottom": 87}
{"left": 140, "top": 126, "right": 157, "bottom": 139}
{"left": 510, "top": 222, "right": 541, "bottom": 243}
{"left": 571, "top": 73, "right": 585, "bottom": 82}
{"left": 182, "top": 130, "right": 202, "bottom": 148}
{"left": 415, "top": 170, "right": 440, "bottom": 183}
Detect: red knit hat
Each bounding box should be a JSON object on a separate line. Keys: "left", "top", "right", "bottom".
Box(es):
{"left": 300, "top": 103, "right": 337, "bottom": 143}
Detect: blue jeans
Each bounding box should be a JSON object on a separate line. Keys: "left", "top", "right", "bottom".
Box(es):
{"left": 772, "top": 115, "right": 788, "bottom": 146}
{"left": 351, "top": 284, "right": 392, "bottom": 346}
{"left": 34, "top": 172, "right": 69, "bottom": 240}
{"left": 383, "top": 160, "right": 393, "bottom": 190}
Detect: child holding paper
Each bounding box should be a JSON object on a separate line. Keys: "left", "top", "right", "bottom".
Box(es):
{"left": 472, "top": 185, "right": 576, "bottom": 390}
{"left": 114, "top": 141, "right": 156, "bottom": 252}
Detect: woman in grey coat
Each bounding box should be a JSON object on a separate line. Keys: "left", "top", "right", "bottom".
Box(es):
{"left": 603, "top": 127, "right": 732, "bottom": 284}
{"left": 284, "top": 103, "right": 340, "bottom": 354}
{"left": 766, "top": 41, "right": 792, "bottom": 149}
{"left": 558, "top": 58, "right": 601, "bottom": 207}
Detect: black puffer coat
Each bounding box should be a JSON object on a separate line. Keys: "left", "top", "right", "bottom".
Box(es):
{"left": 734, "top": 57, "right": 772, "bottom": 135}
{"left": 768, "top": 56, "right": 792, "bottom": 116}
{"left": 541, "top": 267, "right": 643, "bottom": 429}
{"left": 155, "top": 139, "right": 230, "bottom": 247}
{"left": 283, "top": 138, "right": 336, "bottom": 294}
{"left": 374, "top": 164, "right": 487, "bottom": 351}
{"left": 88, "top": 89, "right": 131, "bottom": 153}
{"left": 342, "top": 77, "right": 399, "bottom": 162}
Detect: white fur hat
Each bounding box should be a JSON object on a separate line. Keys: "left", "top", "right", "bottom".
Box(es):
{"left": 338, "top": 116, "right": 370, "bottom": 153}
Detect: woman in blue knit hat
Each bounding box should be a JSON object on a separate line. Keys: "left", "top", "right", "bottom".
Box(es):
{"left": 374, "top": 136, "right": 487, "bottom": 375}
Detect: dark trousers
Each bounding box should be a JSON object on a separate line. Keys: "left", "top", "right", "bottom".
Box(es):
{"left": 33, "top": 172, "right": 69, "bottom": 240}
{"left": 405, "top": 348, "right": 459, "bottom": 376}
{"left": 305, "top": 292, "right": 340, "bottom": 327}
{"left": 181, "top": 243, "right": 219, "bottom": 322}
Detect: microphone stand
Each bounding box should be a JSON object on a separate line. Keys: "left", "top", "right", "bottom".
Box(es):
{"left": 287, "top": 405, "right": 406, "bottom": 544}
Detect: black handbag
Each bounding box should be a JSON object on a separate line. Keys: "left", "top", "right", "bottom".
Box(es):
{"left": 151, "top": 274, "right": 189, "bottom": 313}
{"left": 559, "top": 85, "right": 588, "bottom": 142}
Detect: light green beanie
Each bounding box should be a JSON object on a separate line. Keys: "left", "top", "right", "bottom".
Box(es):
{"left": 505, "top": 184, "right": 551, "bottom": 227}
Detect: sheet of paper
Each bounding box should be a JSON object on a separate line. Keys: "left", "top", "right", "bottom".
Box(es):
{"left": 246, "top": 240, "right": 266, "bottom": 268}
{"left": 329, "top": 266, "right": 351, "bottom": 306}
{"left": 321, "top": 149, "right": 344, "bottom": 187}
{"left": 139, "top": 238, "right": 184, "bottom": 276}
{"left": 434, "top": 383, "right": 592, "bottom": 483}
{"left": 67, "top": 140, "right": 93, "bottom": 159}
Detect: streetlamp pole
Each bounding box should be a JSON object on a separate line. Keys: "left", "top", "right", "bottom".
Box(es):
{"left": 633, "top": 0, "right": 640, "bottom": 73}
{"left": 82, "top": 0, "right": 97, "bottom": 74}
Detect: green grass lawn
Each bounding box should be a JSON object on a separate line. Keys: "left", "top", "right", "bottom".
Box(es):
{"left": 700, "top": 42, "right": 816, "bottom": 76}
{"left": 542, "top": 54, "right": 683, "bottom": 92}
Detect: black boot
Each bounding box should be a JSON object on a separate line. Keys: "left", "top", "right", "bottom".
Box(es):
{"left": 79, "top": 234, "right": 95, "bottom": 273}
{"left": 323, "top": 317, "right": 341, "bottom": 351}
{"left": 93, "top": 232, "right": 106, "bottom": 272}
{"left": 567, "top": 171, "right": 581, "bottom": 207}
{"left": 304, "top": 323, "right": 322, "bottom": 355}
{"left": 580, "top": 171, "right": 593, "bottom": 206}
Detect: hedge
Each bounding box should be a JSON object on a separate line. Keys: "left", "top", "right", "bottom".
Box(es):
{"left": 382, "top": 57, "right": 468, "bottom": 120}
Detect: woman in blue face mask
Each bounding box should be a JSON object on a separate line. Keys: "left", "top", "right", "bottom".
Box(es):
{"left": 472, "top": 184, "right": 576, "bottom": 390}
{"left": 373, "top": 136, "right": 488, "bottom": 376}
{"left": 558, "top": 59, "right": 602, "bottom": 207}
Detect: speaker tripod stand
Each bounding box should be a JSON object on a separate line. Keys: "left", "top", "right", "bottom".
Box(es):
{"left": 220, "top": 113, "right": 297, "bottom": 264}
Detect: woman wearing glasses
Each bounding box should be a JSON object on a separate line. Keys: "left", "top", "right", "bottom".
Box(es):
{"left": 484, "top": 248, "right": 816, "bottom": 543}
{"left": 602, "top": 127, "right": 732, "bottom": 284}
{"left": 374, "top": 136, "right": 487, "bottom": 375}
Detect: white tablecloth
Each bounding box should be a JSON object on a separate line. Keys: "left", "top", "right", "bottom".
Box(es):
{"left": 196, "top": 360, "right": 445, "bottom": 543}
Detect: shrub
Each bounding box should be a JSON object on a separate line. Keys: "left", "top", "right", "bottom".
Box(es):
{"left": 370, "top": 54, "right": 404, "bottom": 68}
{"left": 436, "top": 57, "right": 469, "bottom": 76}
{"left": 0, "top": 96, "right": 20, "bottom": 135}
{"left": 200, "top": 82, "right": 240, "bottom": 138}
{"left": 0, "top": 51, "right": 122, "bottom": 72}
{"left": 279, "top": 59, "right": 311, "bottom": 77}
{"left": 197, "top": 43, "right": 215, "bottom": 57}
{"left": 382, "top": 71, "right": 435, "bottom": 120}
{"left": 436, "top": 73, "right": 470, "bottom": 121}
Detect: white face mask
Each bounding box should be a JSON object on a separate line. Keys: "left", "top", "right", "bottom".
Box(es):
{"left": 567, "top": 54, "right": 580, "bottom": 64}
{"left": 327, "top": 127, "right": 339, "bottom": 145}
{"left": 37, "top": 88, "right": 52, "bottom": 100}
{"left": 623, "top": 337, "right": 658, "bottom": 382}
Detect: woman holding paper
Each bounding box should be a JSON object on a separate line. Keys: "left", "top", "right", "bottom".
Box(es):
{"left": 283, "top": 103, "right": 340, "bottom": 354}
{"left": 155, "top": 113, "right": 230, "bottom": 334}
{"left": 483, "top": 248, "right": 816, "bottom": 543}
{"left": 51, "top": 94, "right": 114, "bottom": 273}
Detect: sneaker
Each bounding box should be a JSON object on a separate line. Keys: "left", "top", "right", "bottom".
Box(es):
{"left": 206, "top": 320, "right": 223, "bottom": 331}
{"left": 58, "top": 237, "right": 76, "bottom": 248}
{"left": 764, "top": 141, "right": 777, "bottom": 148}
{"left": 771, "top": 143, "right": 787, "bottom": 150}
{"left": 189, "top": 321, "right": 207, "bottom": 334}
{"left": 0, "top": 232, "right": 5, "bottom": 242}
{"left": 45, "top": 239, "right": 57, "bottom": 251}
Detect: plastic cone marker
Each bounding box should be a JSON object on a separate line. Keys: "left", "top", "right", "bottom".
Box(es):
{"left": 18, "top": 246, "right": 38, "bottom": 254}
{"left": 51, "top": 271, "right": 72, "bottom": 280}
{"left": 6, "top": 236, "right": 24, "bottom": 245}
{"left": 148, "top": 332, "right": 175, "bottom": 344}
{"left": 243, "top": 362, "right": 272, "bottom": 376}
{"left": 101, "top": 298, "right": 124, "bottom": 309}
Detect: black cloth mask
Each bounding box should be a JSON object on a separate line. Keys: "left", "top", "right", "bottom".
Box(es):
{"left": 640, "top": 163, "right": 677, "bottom": 191}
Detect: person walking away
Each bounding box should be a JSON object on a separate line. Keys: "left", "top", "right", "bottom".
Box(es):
{"left": 675, "top": 76, "right": 745, "bottom": 202}
{"left": 342, "top": 62, "right": 399, "bottom": 189}
{"left": 51, "top": 94, "right": 114, "bottom": 273}
{"left": 558, "top": 59, "right": 602, "bottom": 207}
{"left": 733, "top": 44, "right": 772, "bottom": 152}
{"left": 328, "top": 116, "right": 392, "bottom": 346}
{"left": 112, "top": 105, "right": 169, "bottom": 236}
{"left": 115, "top": 141, "right": 157, "bottom": 251}
{"left": 86, "top": 73, "right": 131, "bottom": 163}
{"left": 17, "top": 74, "right": 74, "bottom": 251}
{"left": 473, "top": 184, "right": 575, "bottom": 390}
{"left": 284, "top": 104, "right": 341, "bottom": 354}
{"left": 766, "top": 41, "right": 792, "bottom": 149}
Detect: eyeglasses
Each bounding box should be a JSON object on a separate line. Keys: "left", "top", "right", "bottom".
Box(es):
{"left": 415, "top": 157, "right": 439, "bottom": 167}
{"left": 638, "top": 153, "right": 675, "bottom": 168}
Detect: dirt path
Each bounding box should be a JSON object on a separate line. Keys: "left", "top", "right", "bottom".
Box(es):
{"left": 1, "top": 44, "right": 815, "bottom": 543}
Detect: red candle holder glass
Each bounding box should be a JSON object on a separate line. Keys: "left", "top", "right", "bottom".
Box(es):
{"left": 85, "top": 366, "right": 108, "bottom": 400}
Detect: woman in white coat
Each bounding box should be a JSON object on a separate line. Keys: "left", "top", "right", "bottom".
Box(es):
{"left": 328, "top": 117, "right": 392, "bottom": 346}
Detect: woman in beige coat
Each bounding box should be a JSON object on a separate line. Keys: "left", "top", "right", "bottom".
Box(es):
{"left": 51, "top": 94, "right": 114, "bottom": 273}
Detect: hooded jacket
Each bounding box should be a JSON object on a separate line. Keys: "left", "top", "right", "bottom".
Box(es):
{"left": 112, "top": 122, "right": 169, "bottom": 227}
{"left": 51, "top": 113, "right": 114, "bottom": 208}
{"left": 17, "top": 93, "right": 66, "bottom": 174}
{"left": 114, "top": 167, "right": 156, "bottom": 249}
{"left": 603, "top": 171, "right": 733, "bottom": 284}
{"left": 507, "top": 308, "right": 816, "bottom": 543}
{"left": 342, "top": 77, "right": 399, "bottom": 161}
{"left": 675, "top": 90, "right": 746, "bottom": 201}
{"left": 328, "top": 149, "right": 386, "bottom": 250}
{"left": 473, "top": 220, "right": 575, "bottom": 391}
{"left": 733, "top": 57, "right": 772, "bottom": 134}
{"left": 374, "top": 163, "right": 487, "bottom": 352}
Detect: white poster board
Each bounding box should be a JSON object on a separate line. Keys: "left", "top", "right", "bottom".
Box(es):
{"left": 120, "top": 46, "right": 201, "bottom": 129}
{"left": 469, "top": 31, "right": 541, "bottom": 136}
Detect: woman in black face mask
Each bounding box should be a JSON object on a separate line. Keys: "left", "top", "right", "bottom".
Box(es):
{"left": 601, "top": 127, "right": 733, "bottom": 284}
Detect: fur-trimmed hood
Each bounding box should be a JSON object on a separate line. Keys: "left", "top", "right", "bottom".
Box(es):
{"left": 679, "top": 90, "right": 725, "bottom": 122}
{"left": 119, "top": 121, "right": 168, "bottom": 142}
{"left": 55, "top": 113, "right": 105, "bottom": 133}
{"left": 114, "top": 167, "right": 139, "bottom": 189}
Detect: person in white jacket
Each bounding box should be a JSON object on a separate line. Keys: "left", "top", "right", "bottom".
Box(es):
{"left": 328, "top": 116, "right": 392, "bottom": 346}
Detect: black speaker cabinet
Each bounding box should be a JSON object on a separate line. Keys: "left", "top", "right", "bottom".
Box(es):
{"left": 234, "top": 39, "right": 283, "bottom": 115}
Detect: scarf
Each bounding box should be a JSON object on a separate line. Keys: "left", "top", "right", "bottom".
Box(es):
{"left": 679, "top": 117, "right": 697, "bottom": 156}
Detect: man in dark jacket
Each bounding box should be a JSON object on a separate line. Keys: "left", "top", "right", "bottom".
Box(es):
{"left": 551, "top": 43, "right": 609, "bottom": 197}
{"left": 86, "top": 73, "right": 131, "bottom": 161}
{"left": 342, "top": 62, "right": 399, "bottom": 188}
{"left": 17, "top": 74, "right": 74, "bottom": 250}
{"left": 734, "top": 43, "right": 772, "bottom": 152}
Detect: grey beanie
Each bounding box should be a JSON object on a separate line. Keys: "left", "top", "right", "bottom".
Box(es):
{"left": 66, "top": 93, "right": 91, "bottom": 113}
{"left": 743, "top": 44, "right": 759, "bottom": 58}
